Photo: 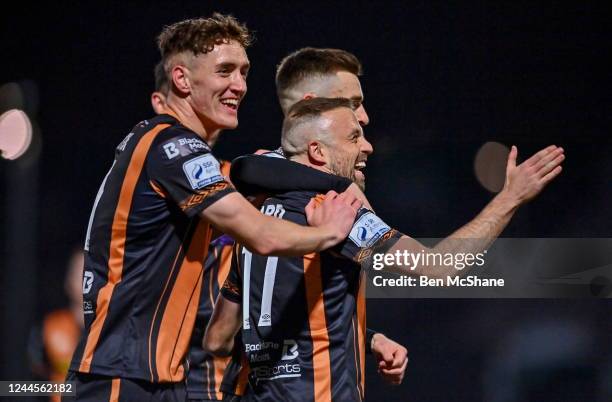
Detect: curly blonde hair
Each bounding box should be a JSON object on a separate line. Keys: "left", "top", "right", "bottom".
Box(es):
{"left": 157, "top": 13, "right": 253, "bottom": 58}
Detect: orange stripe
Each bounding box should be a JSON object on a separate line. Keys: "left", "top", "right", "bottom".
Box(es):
{"left": 79, "top": 123, "right": 170, "bottom": 372}
{"left": 356, "top": 270, "right": 366, "bottom": 399}
{"left": 303, "top": 253, "right": 332, "bottom": 402}
{"left": 210, "top": 245, "right": 234, "bottom": 399}
{"left": 156, "top": 219, "right": 211, "bottom": 381}
{"left": 109, "top": 378, "right": 120, "bottom": 402}
{"left": 148, "top": 240, "right": 186, "bottom": 381}
{"left": 351, "top": 319, "right": 360, "bottom": 397}
{"left": 213, "top": 355, "right": 231, "bottom": 400}
{"left": 235, "top": 352, "right": 250, "bottom": 396}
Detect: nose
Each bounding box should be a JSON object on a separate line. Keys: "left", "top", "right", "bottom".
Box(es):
{"left": 355, "top": 104, "right": 370, "bottom": 126}
{"left": 361, "top": 136, "right": 374, "bottom": 155}
{"left": 230, "top": 72, "right": 247, "bottom": 96}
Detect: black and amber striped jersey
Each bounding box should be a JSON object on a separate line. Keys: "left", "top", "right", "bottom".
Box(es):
{"left": 186, "top": 233, "right": 248, "bottom": 400}
{"left": 221, "top": 190, "right": 401, "bottom": 402}
{"left": 69, "top": 114, "right": 234, "bottom": 383}
{"left": 186, "top": 155, "right": 355, "bottom": 400}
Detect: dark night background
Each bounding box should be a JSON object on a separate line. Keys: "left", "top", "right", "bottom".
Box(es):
{"left": 0, "top": 2, "right": 610, "bottom": 401}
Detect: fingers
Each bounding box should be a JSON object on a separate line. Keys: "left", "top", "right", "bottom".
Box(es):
{"left": 524, "top": 145, "right": 557, "bottom": 167}
{"left": 380, "top": 356, "right": 408, "bottom": 377}
{"left": 541, "top": 165, "right": 563, "bottom": 185}
{"left": 392, "top": 347, "right": 408, "bottom": 369}
{"left": 535, "top": 148, "right": 565, "bottom": 176}
{"left": 380, "top": 366, "right": 405, "bottom": 376}
{"left": 305, "top": 199, "right": 315, "bottom": 216}
{"left": 324, "top": 190, "right": 338, "bottom": 199}
{"left": 381, "top": 349, "right": 395, "bottom": 365}
{"left": 506, "top": 145, "right": 518, "bottom": 170}
{"left": 336, "top": 190, "right": 362, "bottom": 214}
{"left": 336, "top": 190, "right": 357, "bottom": 206}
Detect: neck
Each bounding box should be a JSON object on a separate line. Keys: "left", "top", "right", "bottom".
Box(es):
{"left": 289, "top": 153, "right": 331, "bottom": 174}
{"left": 165, "top": 94, "right": 221, "bottom": 143}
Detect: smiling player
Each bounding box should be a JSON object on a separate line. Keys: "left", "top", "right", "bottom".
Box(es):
{"left": 67, "top": 15, "right": 359, "bottom": 401}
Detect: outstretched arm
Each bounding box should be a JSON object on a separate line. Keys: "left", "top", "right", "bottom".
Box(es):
{"left": 372, "top": 145, "right": 565, "bottom": 278}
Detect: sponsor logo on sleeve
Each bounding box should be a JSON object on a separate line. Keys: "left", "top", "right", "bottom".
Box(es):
{"left": 160, "top": 137, "right": 210, "bottom": 160}
{"left": 163, "top": 142, "right": 180, "bottom": 159}
{"left": 348, "top": 211, "right": 392, "bottom": 248}
{"left": 182, "top": 154, "right": 223, "bottom": 190}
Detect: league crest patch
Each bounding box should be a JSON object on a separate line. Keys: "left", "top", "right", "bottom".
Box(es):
{"left": 348, "top": 211, "right": 392, "bottom": 248}
{"left": 182, "top": 154, "right": 223, "bottom": 189}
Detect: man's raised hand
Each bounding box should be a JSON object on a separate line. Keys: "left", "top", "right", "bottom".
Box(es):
{"left": 503, "top": 145, "right": 564, "bottom": 205}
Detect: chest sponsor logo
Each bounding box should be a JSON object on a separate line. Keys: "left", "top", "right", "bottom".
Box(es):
{"left": 182, "top": 154, "right": 223, "bottom": 190}
{"left": 281, "top": 339, "right": 299, "bottom": 360}
{"left": 248, "top": 339, "right": 302, "bottom": 381}
{"left": 349, "top": 211, "right": 392, "bottom": 248}
{"left": 83, "top": 300, "right": 94, "bottom": 315}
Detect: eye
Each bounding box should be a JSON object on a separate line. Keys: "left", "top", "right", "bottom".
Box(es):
{"left": 351, "top": 99, "right": 362, "bottom": 110}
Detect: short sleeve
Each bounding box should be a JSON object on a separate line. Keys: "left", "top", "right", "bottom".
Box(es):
{"left": 220, "top": 244, "right": 243, "bottom": 303}
{"left": 337, "top": 208, "right": 403, "bottom": 262}
{"left": 147, "top": 127, "right": 235, "bottom": 217}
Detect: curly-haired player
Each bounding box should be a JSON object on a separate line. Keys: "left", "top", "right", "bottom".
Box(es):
{"left": 67, "top": 14, "right": 359, "bottom": 402}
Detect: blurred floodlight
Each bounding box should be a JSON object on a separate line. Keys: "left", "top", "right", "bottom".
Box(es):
{"left": 474, "top": 141, "right": 510, "bottom": 193}
{"left": 0, "top": 82, "right": 25, "bottom": 112}
{"left": 0, "top": 109, "right": 33, "bottom": 160}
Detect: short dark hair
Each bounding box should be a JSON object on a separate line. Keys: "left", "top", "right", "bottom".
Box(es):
{"left": 286, "top": 97, "right": 353, "bottom": 120}
{"left": 276, "top": 48, "right": 362, "bottom": 94}
{"left": 157, "top": 13, "right": 252, "bottom": 59}
{"left": 153, "top": 61, "right": 168, "bottom": 94}
{"left": 282, "top": 97, "right": 353, "bottom": 157}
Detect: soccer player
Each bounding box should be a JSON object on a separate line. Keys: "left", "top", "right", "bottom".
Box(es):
{"left": 231, "top": 47, "right": 565, "bottom": 275}
{"left": 205, "top": 98, "right": 406, "bottom": 401}
{"left": 204, "top": 95, "right": 564, "bottom": 400}
{"left": 150, "top": 60, "right": 242, "bottom": 401}
{"left": 67, "top": 15, "right": 360, "bottom": 401}
{"left": 171, "top": 47, "right": 406, "bottom": 400}
{"left": 151, "top": 57, "right": 364, "bottom": 402}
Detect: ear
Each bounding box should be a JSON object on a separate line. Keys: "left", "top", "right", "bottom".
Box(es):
{"left": 307, "top": 139, "right": 327, "bottom": 166}
{"left": 171, "top": 65, "right": 191, "bottom": 95}
{"left": 150, "top": 92, "right": 166, "bottom": 114}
